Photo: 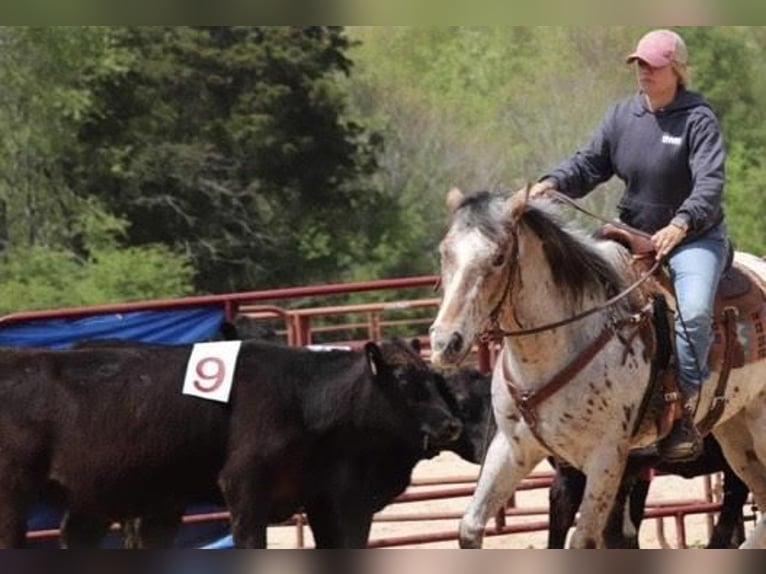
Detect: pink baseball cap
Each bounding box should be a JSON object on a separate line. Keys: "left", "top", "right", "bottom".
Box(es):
{"left": 626, "top": 29, "right": 688, "bottom": 68}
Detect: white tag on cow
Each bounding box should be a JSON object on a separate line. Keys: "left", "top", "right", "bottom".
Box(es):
{"left": 182, "top": 341, "right": 242, "bottom": 403}
{"left": 306, "top": 344, "right": 352, "bottom": 352}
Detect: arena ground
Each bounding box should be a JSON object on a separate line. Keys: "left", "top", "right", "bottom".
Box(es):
{"left": 266, "top": 452, "right": 758, "bottom": 549}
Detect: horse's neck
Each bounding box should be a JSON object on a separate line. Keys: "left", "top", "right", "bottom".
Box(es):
{"left": 500, "top": 233, "right": 614, "bottom": 384}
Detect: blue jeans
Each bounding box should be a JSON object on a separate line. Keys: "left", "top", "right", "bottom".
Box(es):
{"left": 666, "top": 223, "right": 729, "bottom": 398}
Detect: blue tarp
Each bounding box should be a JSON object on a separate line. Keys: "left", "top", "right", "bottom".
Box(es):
{"left": 0, "top": 306, "right": 226, "bottom": 349}
{"left": 0, "top": 306, "right": 235, "bottom": 548}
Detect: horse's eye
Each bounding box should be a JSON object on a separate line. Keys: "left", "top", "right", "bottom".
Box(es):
{"left": 492, "top": 252, "right": 505, "bottom": 267}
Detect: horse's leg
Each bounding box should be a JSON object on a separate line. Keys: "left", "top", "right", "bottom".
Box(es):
{"left": 547, "top": 461, "right": 586, "bottom": 548}
{"left": 707, "top": 465, "right": 748, "bottom": 548}
{"left": 459, "top": 424, "right": 545, "bottom": 548}
{"left": 568, "top": 444, "right": 628, "bottom": 549}
{"left": 713, "top": 413, "right": 766, "bottom": 549}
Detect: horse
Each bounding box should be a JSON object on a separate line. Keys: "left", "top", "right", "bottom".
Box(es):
{"left": 429, "top": 187, "right": 766, "bottom": 549}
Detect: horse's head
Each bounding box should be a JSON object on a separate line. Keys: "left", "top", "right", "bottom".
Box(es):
{"left": 430, "top": 187, "right": 527, "bottom": 366}
{"left": 430, "top": 186, "right": 631, "bottom": 368}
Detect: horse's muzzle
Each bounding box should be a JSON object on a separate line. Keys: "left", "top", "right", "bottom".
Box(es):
{"left": 430, "top": 328, "right": 465, "bottom": 366}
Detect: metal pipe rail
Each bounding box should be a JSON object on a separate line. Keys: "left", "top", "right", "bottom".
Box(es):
{"left": 7, "top": 274, "right": 745, "bottom": 548}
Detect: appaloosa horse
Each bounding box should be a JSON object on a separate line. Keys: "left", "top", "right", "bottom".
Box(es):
{"left": 430, "top": 187, "right": 766, "bottom": 549}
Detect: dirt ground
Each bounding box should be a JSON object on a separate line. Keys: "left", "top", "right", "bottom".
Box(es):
{"left": 266, "top": 452, "right": 759, "bottom": 549}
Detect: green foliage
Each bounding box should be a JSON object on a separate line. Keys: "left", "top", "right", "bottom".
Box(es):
{"left": 724, "top": 142, "right": 766, "bottom": 255}
{"left": 0, "top": 27, "right": 194, "bottom": 312}
{"left": 64, "top": 26, "right": 387, "bottom": 293}
{"left": 0, "top": 242, "right": 193, "bottom": 313}
{"left": 0, "top": 201, "right": 194, "bottom": 313}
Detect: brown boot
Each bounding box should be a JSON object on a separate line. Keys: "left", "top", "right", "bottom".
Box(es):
{"left": 658, "top": 404, "right": 702, "bottom": 463}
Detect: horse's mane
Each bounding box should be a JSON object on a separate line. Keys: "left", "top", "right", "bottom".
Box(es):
{"left": 520, "top": 204, "right": 624, "bottom": 303}
{"left": 453, "top": 191, "right": 624, "bottom": 303}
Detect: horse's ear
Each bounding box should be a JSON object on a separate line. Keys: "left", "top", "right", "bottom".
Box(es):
{"left": 505, "top": 185, "right": 530, "bottom": 224}
{"left": 446, "top": 187, "right": 464, "bottom": 215}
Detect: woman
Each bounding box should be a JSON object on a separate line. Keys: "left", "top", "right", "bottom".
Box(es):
{"left": 530, "top": 29, "right": 730, "bottom": 463}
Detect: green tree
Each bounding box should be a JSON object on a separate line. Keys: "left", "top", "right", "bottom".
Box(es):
{"left": 0, "top": 26, "right": 118, "bottom": 250}
{"left": 0, "top": 199, "right": 194, "bottom": 312}
{"left": 65, "top": 26, "right": 387, "bottom": 293}
{"left": 0, "top": 27, "right": 196, "bottom": 312}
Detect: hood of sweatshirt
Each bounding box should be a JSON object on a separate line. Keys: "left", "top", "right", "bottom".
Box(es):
{"left": 630, "top": 88, "right": 710, "bottom": 116}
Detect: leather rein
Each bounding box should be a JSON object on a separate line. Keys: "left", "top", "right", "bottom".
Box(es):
{"left": 480, "top": 224, "right": 662, "bottom": 341}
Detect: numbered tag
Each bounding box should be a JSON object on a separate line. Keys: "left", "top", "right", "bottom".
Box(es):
{"left": 306, "top": 344, "right": 352, "bottom": 352}
{"left": 182, "top": 341, "right": 242, "bottom": 403}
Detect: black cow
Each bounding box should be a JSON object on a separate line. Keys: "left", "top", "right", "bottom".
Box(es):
{"left": 56, "top": 351, "right": 496, "bottom": 548}
{"left": 438, "top": 367, "right": 493, "bottom": 465}
{"left": 548, "top": 435, "right": 748, "bottom": 548}
{"left": 408, "top": 338, "right": 494, "bottom": 465}
{"left": 0, "top": 338, "right": 462, "bottom": 548}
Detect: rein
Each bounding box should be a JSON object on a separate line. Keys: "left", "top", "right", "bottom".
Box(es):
{"left": 481, "top": 245, "right": 662, "bottom": 341}
{"left": 481, "top": 190, "right": 661, "bottom": 340}
{"left": 547, "top": 189, "right": 649, "bottom": 230}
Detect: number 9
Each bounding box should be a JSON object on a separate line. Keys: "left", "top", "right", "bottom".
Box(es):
{"left": 194, "top": 357, "right": 226, "bottom": 393}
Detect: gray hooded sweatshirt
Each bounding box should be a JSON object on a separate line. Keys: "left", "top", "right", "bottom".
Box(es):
{"left": 544, "top": 88, "right": 725, "bottom": 236}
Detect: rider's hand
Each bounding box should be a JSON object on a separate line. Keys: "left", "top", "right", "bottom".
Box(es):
{"left": 652, "top": 222, "right": 688, "bottom": 261}
{"left": 529, "top": 179, "right": 557, "bottom": 198}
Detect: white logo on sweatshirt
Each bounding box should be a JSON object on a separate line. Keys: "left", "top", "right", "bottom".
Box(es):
{"left": 662, "top": 134, "right": 683, "bottom": 146}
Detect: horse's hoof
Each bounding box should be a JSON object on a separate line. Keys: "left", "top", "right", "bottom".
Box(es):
{"left": 458, "top": 521, "right": 484, "bottom": 549}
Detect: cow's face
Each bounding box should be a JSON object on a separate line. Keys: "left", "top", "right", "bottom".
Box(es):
{"left": 440, "top": 368, "right": 494, "bottom": 464}
{"left": 365, "top": 340, "right": 462, "bottom": 455}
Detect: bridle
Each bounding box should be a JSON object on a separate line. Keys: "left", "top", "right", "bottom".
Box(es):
{"left": 478, "top": 196, "right": 662, "bottom": 341}
{"left": 483, "top": 224, "right": 522, "bottom": 334}
{"left": 479, "top": 255, "right": 661, "bottom": 341}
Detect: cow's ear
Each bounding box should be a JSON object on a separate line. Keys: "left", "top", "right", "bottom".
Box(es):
{"left": 364, "top": 342, "right": 385, "bottom": 378}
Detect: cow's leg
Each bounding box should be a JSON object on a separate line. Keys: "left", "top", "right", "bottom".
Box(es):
{"left": 707, "top": 466, "right": 748, "bottom": 548}
{"left": 305, "top": 492, "right": 346, "bottom": 548}
{"left": 337, "top": 511, "right": 374, "bottom": 548}
{"left": 59, "top": 512, "right": 111, "bottom": 548}
{"left": 0, "top": 482, "right": 36, "bottom": 548}
{"left": 547, "top": 461, "right": 585, "bottom": 548}
{"left": 220, "top": 463, "right": 271, "bottom": 548}
{"left": 0, "top": 458, "right": 42, "bottom": 548}
{"left": 127, "top": 507, "right": 184, "bottom": 548}
{"left": 0, "top": 490, "right": 28, "bottom": 548}
{"left": 713, "top": 414, "right": 766, "bottom": 549}
{"left": 568, "top": 444, "right": 628, "bottom": 549}
{"left": 307, "top": 501, "right": 373, "bottom": 549}
{"left": 305, "top": 461, "right": 375, "bottom": 549}
{"left": 122, "top": 519, "right": 141, "bottom": 549}
{"left": 459, "top": 425, "right": 545, "bottom": 548}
